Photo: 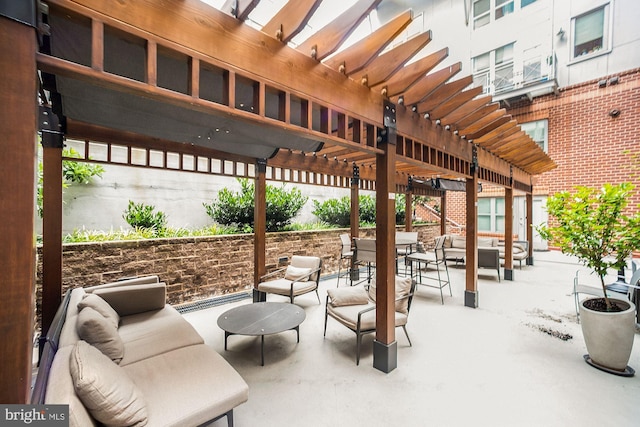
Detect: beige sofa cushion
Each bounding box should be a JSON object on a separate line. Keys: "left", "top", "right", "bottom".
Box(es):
{"left": 70, "top": 341, "right": 148, "bottom": 427}
{"left": 45, "top": 346, "right": 98, "bottom": 427}
{"left": 93, "top": 283, "right": 166, "bottom": 316}
{"left": 451, "top": 236, "right": 466, "bottom": 249}
{"left": 76, "top": 307, "right": 124, "bottom": 364}
{"left": 478, "top": 237, "right": 497, "bottom": 248}
{"left": 327, "top": 286, "right": 369, "bottom": 306}
{"left": 78, "top": 294, "right": 119, "bottom": 329}
{"left": 123, "top": 344, "right": 248, "bottom": 427}
{"left": 117, "top": 306, "right": 204, "bottom": 366}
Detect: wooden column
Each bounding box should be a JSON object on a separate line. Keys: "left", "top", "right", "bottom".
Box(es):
{"left": 41, "top": 133, "right": 64, "bottom": 335}
{"left": 526, "top": 192, "right": 534, "bottom": 266}
{"left": 374, "top": 101, "right": 397, "bottom": 373}
{"left": 404, "top": 181, "right": 413, "bottom": 231}
{"left": 440, "top": 192, "right": 447, "bottom": 236}
{"left": 350, "top": 165, "right": 360, "bottom": 239}
{"left": 0, "top": 14, "right": 37, "bottom": 403}
{"left": 253, "top": 159, "right": 267, "bottom": 302}
{"left": 504, "top": 187, "right": 514, "bottom": 280}
{"left": 464, "top": 150, "right": 479, "bottom": 308}
{"left": 349, "top": 166, "right": 360, "bottom": 283}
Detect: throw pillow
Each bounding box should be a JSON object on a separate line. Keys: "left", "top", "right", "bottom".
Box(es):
{"left": 327, "top": 286, "right": 369, "bottom": 306}
{"left": 284, "top": 265, "right": 313, "bottom": 282}
{"left": 76, "top": 307, "right": 124, "bottom": 364}
{"left": 78, "top": 293, "right": 120, "bottom": 329}
{"left": 367, "top": 275, "right": 413, "bottom": 314}
{"left": 70, "top": 340, "right": 148, "bottom": 427}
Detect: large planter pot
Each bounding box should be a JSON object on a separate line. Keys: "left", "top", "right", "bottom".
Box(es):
{"left": 579, "top": 297, "right": 636, "bottom": 376}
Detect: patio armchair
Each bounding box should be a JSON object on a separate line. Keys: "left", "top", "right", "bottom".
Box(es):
{"left": 323, "top": 275, "right": 415, "bottom": 365}
{"left": 258, "top": 255, "right": 323, "bottom": 304}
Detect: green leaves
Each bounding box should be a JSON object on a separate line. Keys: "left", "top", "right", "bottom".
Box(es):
{"left": 536, "top": 183, "right": 640, "bottom": 307}
{"left": 122, "top": 200, "right": 167, "bottom": 236}
{"left": 203, "top": 178, "right": 308, "bottom": 232}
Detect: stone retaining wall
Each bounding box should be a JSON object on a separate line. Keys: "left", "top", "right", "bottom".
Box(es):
{"left": 36, "top": 224, "right": 438, "bottom": 316}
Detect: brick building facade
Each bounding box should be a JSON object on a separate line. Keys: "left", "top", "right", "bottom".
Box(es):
{"left": 442, "top": 67, "right": 640, "bottom": 238}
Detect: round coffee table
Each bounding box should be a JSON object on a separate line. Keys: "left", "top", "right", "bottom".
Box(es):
{"left": 217, "top": 302, "right": 306, "bottom": 365}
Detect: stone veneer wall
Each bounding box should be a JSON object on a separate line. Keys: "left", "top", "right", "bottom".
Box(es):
{"left": 36, "top": 224, "right": 439, "bottom": 314}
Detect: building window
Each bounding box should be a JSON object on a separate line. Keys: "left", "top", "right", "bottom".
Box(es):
{"left": 572, "top": 4, "right": 609, "bottom": 59}
{"left": 521, "top": 119, "right": 548, "bottom": 152}
{"left": 495, "top": 0, "right": 514, "bottom": 20}
{"left": 473, "top": 43, "right": 514, "bottom": 94}
{"left": 478, "top": 198, "right": 505, "bottom": 232}
{"left": 473, "top": 0, "right": 491, "bottom": 29}
{"left": 521, "top": 0, "right": 537, "bottom": 7}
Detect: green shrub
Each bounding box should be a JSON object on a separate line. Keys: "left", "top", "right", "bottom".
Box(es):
{"left": 36, "top": 147, "right": 105, "bottom": 218}
{"left": 312, "top": 194, "right": 407, "bottom": 226}
{"left": 122, "top": 200, "right": 167, "bottom": 235}
{"left": 203, "top": 178, "right": 307, "bottom": 232}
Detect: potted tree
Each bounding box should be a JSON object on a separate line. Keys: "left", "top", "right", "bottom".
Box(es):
{"left": 537, "top": 183, "right": 640, "bottom": 376}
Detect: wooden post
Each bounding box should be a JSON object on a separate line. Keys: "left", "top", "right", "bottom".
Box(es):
{"left": 349, "top": 166, "right": 360, "bottom": 283}
{"left": 41, "top": 135, "right": 64, "bottom": 336}
{"left": 404, "top": 180, "right": 413, "bottom": 232}
{"left": 253, "top": 159, "right": 267, "bottom": 302}
{"left": 0, "top": 13, "right": 37, "bottom": 403}
{"left": 373, "top": 101, "right": 397, "bottom": 373}
{"left": 526, "top": 192, "right": 534, "bottom": 266}
{"left": 440, "top": 192, "right": 447, "bottom": 236}
{"left": 465, "top": 149, "right": 479, "bottom": 308}
{"left": 504, "top": 187, "right": 514, "bottom": 280}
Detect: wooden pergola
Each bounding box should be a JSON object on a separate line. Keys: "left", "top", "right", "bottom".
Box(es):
{"left": 0, "top": 0, "right": 555, "bottom": 402}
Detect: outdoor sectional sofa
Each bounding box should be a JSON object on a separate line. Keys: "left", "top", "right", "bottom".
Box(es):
{"left": 443, "top": 235, "right": 529, "bottom": 268}
{"left": 32, "top": 276, "right": 249, "bottom": 427}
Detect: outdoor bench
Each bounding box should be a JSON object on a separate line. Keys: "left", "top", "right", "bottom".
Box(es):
{"left": 31, "top": 276, "right": 249, "bottom": 427}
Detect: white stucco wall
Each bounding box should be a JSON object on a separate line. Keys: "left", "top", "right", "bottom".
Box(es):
{"left": 37, "top": 162, "right": 354, "bottom": 235}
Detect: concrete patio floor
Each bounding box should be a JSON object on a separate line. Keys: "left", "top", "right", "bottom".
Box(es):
{"left": 184, "top": 251, "right": 640, "bottom": 427}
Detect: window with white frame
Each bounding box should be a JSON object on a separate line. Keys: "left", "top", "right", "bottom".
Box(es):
{"left": 521, "top": 119, "right": 548, "bottom": 152}
{"left": 473, "top": 0, "right": 491, "bottom": 29}
{"left": 495, "top": 0, "right": 514, "bottom": 20}
{"left": 478, "top": 198, "right": 505, "bottom": 232}
{"left": 472, "top": 43, "right": 514, "bottom": 94}
{"left": 572, "top": 4, "right": 610, "bottom": 59}
{"left": 473, "top": 0, "right": 534, "bottom": 29}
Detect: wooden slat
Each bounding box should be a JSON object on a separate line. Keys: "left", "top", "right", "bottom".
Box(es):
{"left": 440, "top": 95, "right": 493, "bottom": 126}
{"left": 428, "top": 86, "right": 483, "bottom": 120}
{"left": 472, "top": 120, "right": 517, "bottom": 145}
{"left": 296, "top": 0, "right": 382, "bottom": 61}
{"left": 464, "top": 115, "right": 512, "bottom": 141}
{"left": 221, "top": 0, "right": 260, "bottom": 20}
{"left": 356, "top": 31, "right": 431, "bottom": 87}
{"left": 398, "top": 62, "right": 461, "bottom": 106}
{"left": 323, "top": 10, "right": 412, "bottom": 75}
{"left": 450, "top": 101, "right": 498, "bottom": 130}
{"left": 457, "top": 108, "right": 507, "bottom": 136}
{"left": 372, "top": 47, "right": 448, "bottom": 97}
{"left": 261, "top": 0, "right": 322, "bottom": 43}
{"left": 479, "top": 125, "right": 521, "bottom": 148}
{"left": 414, "top": 74, "right": 472, "bottom": 114}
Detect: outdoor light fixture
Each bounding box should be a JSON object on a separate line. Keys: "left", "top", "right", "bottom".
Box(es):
{"left": 435, "top": 119, "right": 441, "bottom": 126}
{"left": 609, "top": 109, "right": 621, "bottom": 118}
{"left": 598, "top": 79, "right": 607, "bottom": 88}
{"left": 398, "top": 96, "right": 404, "bottom": 105}
{"left": 445, "top": 125, "right": 451, "bottom": 130}
{"left": 412, "top": 105, "right": 417, "bottom": 112}
{"left": 423, "top": 113, "right": 429, "bottom": 119}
